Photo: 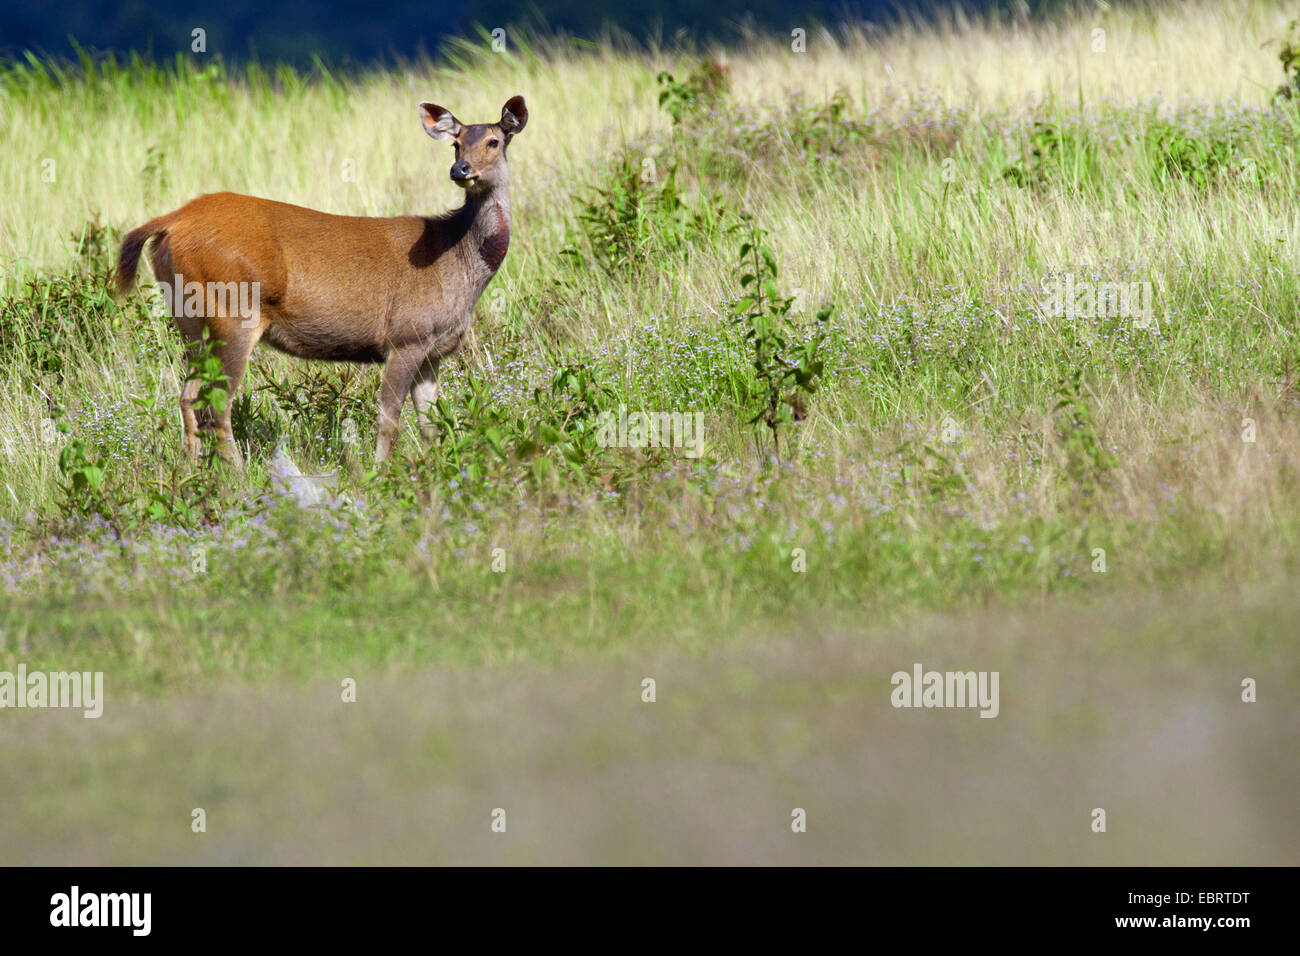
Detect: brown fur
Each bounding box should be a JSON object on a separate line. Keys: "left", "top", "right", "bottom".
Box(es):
{"left": 114, "top": 95, "right": 528, "bottom": 466}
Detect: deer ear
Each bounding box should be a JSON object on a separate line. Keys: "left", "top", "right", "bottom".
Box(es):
{"left": 500, "top": 95, "right": 528, "bottom": 135}
{"left": 419, "top": 103, "right": 462, "bottom": 140}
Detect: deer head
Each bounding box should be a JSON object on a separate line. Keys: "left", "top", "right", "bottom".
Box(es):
{"left": 419, "top": 95, "right": 528, "bottom": 195}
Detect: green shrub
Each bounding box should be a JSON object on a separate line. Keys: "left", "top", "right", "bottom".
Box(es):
{"left": 656, "top": 59, "right": 729, "bottom": 126}
{"left": 0, "top": 270, "right": 121, "bottom": 380}
{"left": 730, "top": 219, "right": 831, "bottom": 459}
{"left": 561, "top": 151, "right": 732, "bottom": 276}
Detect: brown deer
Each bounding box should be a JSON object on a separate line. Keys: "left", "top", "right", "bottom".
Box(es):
{"left": 114, "top": 95, "right": 528, "bottom": 466}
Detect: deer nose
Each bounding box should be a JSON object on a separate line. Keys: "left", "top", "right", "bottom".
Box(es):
{"left": 450, "top": 160, "right": 472, "bottom": 181}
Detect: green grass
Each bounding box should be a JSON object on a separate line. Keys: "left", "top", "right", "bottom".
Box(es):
{"left": 2, "top": 0, "right": 1298, "bottom": 686}
{"left": 2, "top": 581, "right": 1295, "bottom": 864}
{"left": 1, "top": 0, "right": 1298, "bottom": 863}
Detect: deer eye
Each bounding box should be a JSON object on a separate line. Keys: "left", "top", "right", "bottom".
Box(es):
{"left": 487, "top": 139, "right": 499, "bottom": 148}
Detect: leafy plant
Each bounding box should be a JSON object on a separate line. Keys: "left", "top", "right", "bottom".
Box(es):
{"left": 1146, "top": 122, "right": 1236, "bottom": 190}
{"left": 463, "top": 364, "right": 615, "bottom": 483}
{"left": 785, "top": 88, "right": 870, "bottom": 169}
{"left": 1052, "top": 369, "right": 1115, "bottom": 497}
{"left": 1276, "top": 18, "right": 1300, "bottom": 100}
{"left": 513, "top": 363, "right": 616, "bottom": 482}
{"left": 253, "top": 363, "right": 371, "bottom": 456}
{"left": 730, "top": 219, "right": 831, "bottom": 458}
{"left": 1002, "top": 121, "right": 1098, "bottom": 190}
{"left": 138, "top": 466, "right": 221, "bottom": 528}
{"left": 0, "top": 270, "right": 121, "bottom": 381}
{"left": 374, "top": 361, "right": 630, "bottom": 509}
{"left": 53, "top": 412, "right": 107, "bottom": 516}
{"left": 70, "top": 212, "right": 120, "bottom": 277}
{"left": 562, "top": 152, "right": 731, "bottom": 275}
{"left": 657, "top": 59, "right": 729, "bottom": 126}
{"left": 898, "top": 441, "right": 969, "bottom": 505}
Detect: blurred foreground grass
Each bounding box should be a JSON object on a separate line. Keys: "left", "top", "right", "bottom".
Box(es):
{"left": 1, "top": 579, "right": 1294, "bottom": 865}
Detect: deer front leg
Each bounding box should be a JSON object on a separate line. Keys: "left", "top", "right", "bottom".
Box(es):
{"left": 409, "top": 356, "right": 441, "bottom": 441}
{"left": 375, "top": 347, "right": 426, "bottom": 462}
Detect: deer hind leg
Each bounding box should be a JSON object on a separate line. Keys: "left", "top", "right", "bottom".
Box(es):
{"left": 206, "top": 323, "right": 264, "bottom": 469}
{"left": 152, "top": 240, "right": 206, "bottom": 460}
{"left": 176, "top": 315, "right": 261, "bottom": 468}
{"left": 409, "top": 356, "right": 442, "bottom": 441}
{"left": 375, "top": 347, "right": 427, "bottom": 462}
{"left": 175, "top": 315, "right": 205, "bottom": 460}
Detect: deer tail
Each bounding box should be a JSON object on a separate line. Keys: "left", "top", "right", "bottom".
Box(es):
{"left": 113, "top": 214, "right": 173, "bottom": 298}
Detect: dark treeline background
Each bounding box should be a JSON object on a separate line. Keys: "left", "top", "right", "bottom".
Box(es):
{"left": 1, "top": 1, "right": 1067, "bottom": 68}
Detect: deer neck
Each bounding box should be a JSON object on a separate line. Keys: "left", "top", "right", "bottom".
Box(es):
{"left": 459, "top": 182, "right": 511, "bottom": 279}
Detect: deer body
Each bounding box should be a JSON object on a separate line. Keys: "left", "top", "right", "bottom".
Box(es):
{"left": 115, "top": 96, "right": 527, "bottom": 464}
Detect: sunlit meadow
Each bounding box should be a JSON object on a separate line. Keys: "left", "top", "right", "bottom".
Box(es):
{"left": 0, "top": 0, "right": 1297, "bottom": 863}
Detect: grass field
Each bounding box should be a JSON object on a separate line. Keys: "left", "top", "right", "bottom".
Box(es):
{"left": 1, "top": 0, "right": 1297, "bottom": 863}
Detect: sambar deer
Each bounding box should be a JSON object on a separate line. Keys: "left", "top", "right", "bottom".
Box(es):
{"left": 114, "top": 95, "right": 528, "bottom": 465}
